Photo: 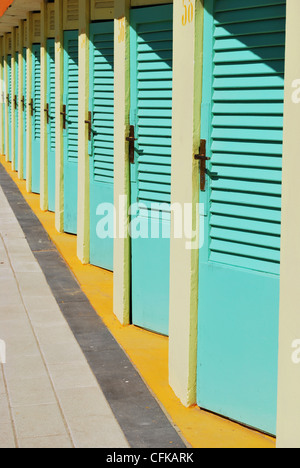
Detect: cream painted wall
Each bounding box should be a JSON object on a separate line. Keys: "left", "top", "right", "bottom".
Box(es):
{"left": 40, "top": 0, "right": 48, "bottom": 211}
{"left": 11, "top": 28, "right": 16, "bottom": 171}
{"left": 54, "top": 0, "right": 64, "bottom": 232}
{"left": 25, "top": 13, "right": 33, "bottom": 192}
{"left": 77, "top": 0, "right": 90, "bottom": 264}
{"left": 113, "top": 0, "right": 131, "bottom": 326}
{"left": 168, "top": 0, "right": 203, "bottom": 407}
{"left": 276, "top": 0, "right": 300, "bottom": 448}
{"left": 17, "top": 20, "right": 24, "bottom": 180}
{"left": 4, "top": 34, "right": 10, "bottom": 163}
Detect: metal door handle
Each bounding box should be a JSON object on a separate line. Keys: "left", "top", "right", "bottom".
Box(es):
{"left": 85, "top": 111, "right": 92, "bottom": 141}
{"left": 126, "top": 125, "right": 137, "bottom": 164}
{"left": 20, "top": 96, "right": 25, "bottom": 112}
{"left": 44, "top": 103, "right": 49, "bottom": 124}
{"left": 6, "top": 94, "right": 10, "bottom": 106}
{"left": 60, "top": 104, "right": 67, "bottom": 129}
{"left": 195, "top": 139, "right": 210, "bottom": 191}
{"left": 13, "top": 95, "right": 17, "bottom": 110}
{"left": 29, "top": 98, "right": 34, "bottom": 117}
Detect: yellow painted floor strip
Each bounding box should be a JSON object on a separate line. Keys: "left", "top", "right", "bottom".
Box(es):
{"left": 0, "top": 155, "right": 276, "bottom": 448}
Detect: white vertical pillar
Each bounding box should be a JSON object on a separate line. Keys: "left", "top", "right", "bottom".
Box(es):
{"left": 54, "top": 0, "right": 64, "bottom": 232}
{"left": 40, "top": 0, "right": 48, "bottom": 211}
{"left": 276, "top": 0, "right": 300, "bottom": 448}
{"left": 4, "top": 34, "right": 10, "bottom": 163}
{"left": 11, "top": 28, "right": 16, "bottom": 171}
{"left": 168, "top": 0, "right": 203, "bottom": 406}
{"left": 77, "top": 0, "right": 90, "bottom": 264}
{"left": 18, "top": 20, "right": 24, "bottom": 180}
{"left": 26, "top": 12, "right": 33, "bottom": 192}
{"left": 113, "top": 0, "right": 131, "bottom": 326}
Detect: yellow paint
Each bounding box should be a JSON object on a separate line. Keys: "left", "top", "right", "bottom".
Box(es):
{"left": 0, "top": 154, "right": 276, "bottom": 449}
{"left": 182, "top": 0, "right": 194, "bottom": 26}
{"left": 118, "top": 18, "right": 125, "bottom": 43}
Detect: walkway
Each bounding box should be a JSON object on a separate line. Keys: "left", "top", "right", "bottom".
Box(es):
{"left": 0, "top": 158, "right": 277, "bottom": 449}
{"left": 0, "top": 184, "right": 130, "bottom": 448}
{"left": 0, "top": 168, "right": 186, "bottom": 449}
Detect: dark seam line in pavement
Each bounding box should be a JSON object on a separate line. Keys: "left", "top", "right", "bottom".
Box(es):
{"left": 0, "top": 166, "right": 187, "bottom": 449}
{"left": 0, "top": 363, "right": 19, "bottom": 448}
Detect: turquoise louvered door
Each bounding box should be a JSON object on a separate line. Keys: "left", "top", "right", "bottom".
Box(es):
{"left": 46, "top": 38, "right": 55, "bottom": 212}
{"left": 89, "top": 22, "right": 114, "bottom": 271}
{"left": 31, "top": 44, "right": 41, "bottom": 194}
{"left": 22, "top": 48, "right": 27, "bottom": 179}
{"left": 63, "top": 30, "right": 79, "bottom": 235}
{"left": 130, "top": 5, "right": 173, "bottom": 336}
{"left": 7, "top": 55, "right": 12, "bottom": 162}
{"left": 197, "top": 0, "right": 286, "bottom": 435}
{"left": 14, "top": 52, "right": 19, "bottom": 172}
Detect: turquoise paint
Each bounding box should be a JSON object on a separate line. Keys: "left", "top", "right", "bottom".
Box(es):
{"left": 7, "top": 54, "right": 12, "bottom": 162}
{"left": 196, "top": 0, "right": 285, "bottom": 435}
{"left": 14, "top": 52, "right": 18, "bottom": 171}
{"left": 89, "top": 21, "right": 114, "bottom": 271}
{"left": 63, "top": 30, "right": 79, "bottom": 235}
{"left": 22, "top": 47, "right": 27, "bottom": 179}
{"left": 46, "top": 38, "right": 55, "bottom": 212}
{"left": 31, "top": 43, "right": 41, "bottom": 194}
{"left": 130, "top": 4, "right": 173, "bottom": 336}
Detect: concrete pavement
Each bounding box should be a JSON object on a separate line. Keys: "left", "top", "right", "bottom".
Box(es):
{"left": 0, "top": 185, "right": 130, "bottom": 448}
{"left": 0, "top": 155, "right": 189, "bottom": 449}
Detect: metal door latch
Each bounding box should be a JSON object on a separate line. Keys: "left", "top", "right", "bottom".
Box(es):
{"left": 126, "top": 125, "right": 137, "bottom": 164}
{"left": 85, "top": 111, "right": 92, "bottom": 141}
{"left": 44, "top": 103, "right": 50, "bottom": 124}
{"left": 195, "top": 139, "right": 210, "bottom": 191}
{"left": 20, "top": 96, "right": 25, "bottom": 112}
{"left": 29, "top": 98, "right": 34, "bottom": 117}
{"left": 60, "top": 104, "right": 67, "bottom": 129}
